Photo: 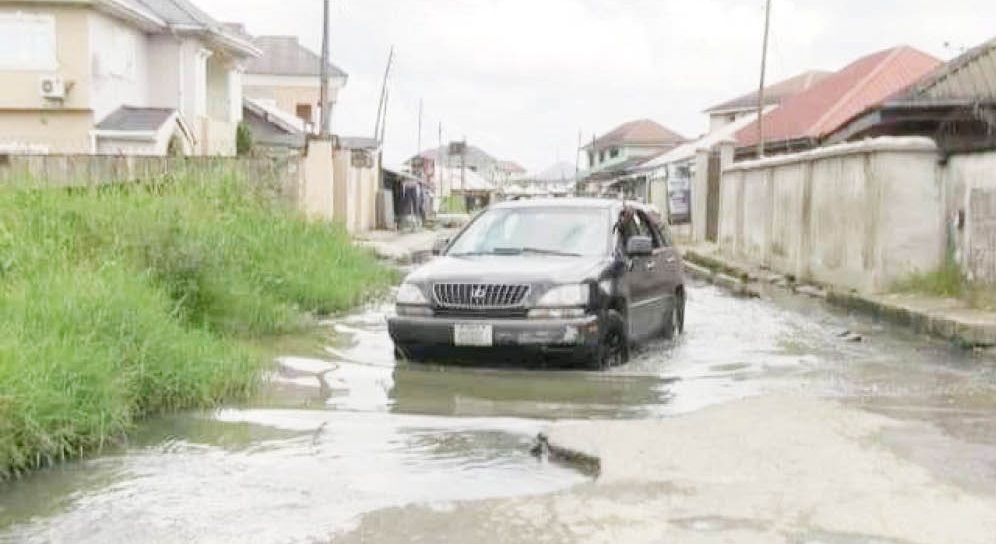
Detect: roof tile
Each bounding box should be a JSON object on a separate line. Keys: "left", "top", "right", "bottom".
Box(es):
{"left": 736, "top": 46, "right": 942, "bottom": 148}
{"left": 586, "top": 119, "right": 686, "bottom": 149}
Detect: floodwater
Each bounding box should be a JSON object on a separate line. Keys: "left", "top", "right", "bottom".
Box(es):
{"left": 1, "top": 281, "right": 993, "bottom": 543}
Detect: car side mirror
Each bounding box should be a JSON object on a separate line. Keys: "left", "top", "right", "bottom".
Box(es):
{"left": 432, "top": 237, "right": 450, "bottom": 255}
{"left": 626, "top": 236, "right": 653, "bottom": 257}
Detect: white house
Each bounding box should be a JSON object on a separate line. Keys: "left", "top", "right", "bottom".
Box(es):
{"left": 0, "top": 0, "right": 260, "bottom": 156}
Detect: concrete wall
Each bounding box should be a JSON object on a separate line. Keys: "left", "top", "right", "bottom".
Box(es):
{"left": 967, "top": 188, "right": 996, "bottom": 285}
{"left": 719, "top": 137, "right": 944, "bottom": 294}
{"left": 301, "top": 139, "right": 335, "bottom": 220}
{"left": 331, "top": 147, "right": 379, "bottom": 233}
{"left": 0, "top": 154, "right": 303, "bottom": 205}
{"left": 945, "top": 151, "right": 996, "bottom": 285}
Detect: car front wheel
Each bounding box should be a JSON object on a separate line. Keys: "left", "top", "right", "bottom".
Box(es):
{"left": 586, "top": 310, "right": 629, "bottom": 370}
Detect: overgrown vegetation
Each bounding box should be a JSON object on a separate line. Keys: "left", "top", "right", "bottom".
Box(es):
{"left": 892, "top": 258, "right": 995, "bottom": 310}
{"left": 0, "top": 172, "right": 393, "bottom": 479}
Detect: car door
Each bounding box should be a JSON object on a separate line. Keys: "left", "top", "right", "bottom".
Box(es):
{"left": 652, "top": 215, "right": 682, "bottom": 298}
{"left": 632, "top": 209, "right": 670, "bottom": 337}
{"left": 616, "top": 212, "right": 655, "bottom": 340}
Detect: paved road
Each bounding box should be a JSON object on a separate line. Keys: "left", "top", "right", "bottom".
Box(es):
{"left": 1, "top": 281, "right": 993, "bottom": 543}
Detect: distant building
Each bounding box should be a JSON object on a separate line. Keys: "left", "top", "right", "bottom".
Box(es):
{"left": 0, "top": 0, "right": 260, "bottom": 156}
{"left": 703, "top": 70, "right": 830, "bottom": 133}
{"left": 243, "top": 35, "right": 348, "bottom": 134}
{"left": 578, "top": 119, "right": 687, "bottom": 198}
{"left": 581, "top": 119, "right": 686, "bottom": 173}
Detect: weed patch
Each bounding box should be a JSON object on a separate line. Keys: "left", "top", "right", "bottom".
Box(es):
{"left": 0, "top": 172, "right": 392, "bottom": 478}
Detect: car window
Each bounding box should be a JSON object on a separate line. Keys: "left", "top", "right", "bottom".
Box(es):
{"left": 447, "top": 207, "right": 610, "bottom": 256}
{"left": 634, "top": 210, "right": 662, "bottom": 249}
{"left": 657, "top": 221, "right": 673, "bottom": 247}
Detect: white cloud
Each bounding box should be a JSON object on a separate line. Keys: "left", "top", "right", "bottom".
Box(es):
{"left": 202, "top": 0, "right": 995, "bottom": 172}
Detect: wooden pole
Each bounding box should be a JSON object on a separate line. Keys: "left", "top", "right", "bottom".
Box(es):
{"left": 373, "top": 46, "right": 395, "bottom": 141}
{"left": 756, "top": 0, "right": 773, "bottom": 158}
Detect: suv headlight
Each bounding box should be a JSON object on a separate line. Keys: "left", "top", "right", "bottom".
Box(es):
{"left": 396, "top": 283, "right": 429, "bottom": 305}
{"left": 535, "top": 284, "right": 589, "bottom": 307}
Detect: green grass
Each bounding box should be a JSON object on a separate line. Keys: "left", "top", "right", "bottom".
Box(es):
{"left": 0, "top": 172, "right": 394, "bottom": 479}
{"left": 892, "top": 258, "right": 994, "bottom": 310}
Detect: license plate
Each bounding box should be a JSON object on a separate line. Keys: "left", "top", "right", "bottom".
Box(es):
{"left": 454, "top": 324, "right": 493, "bottom": 346}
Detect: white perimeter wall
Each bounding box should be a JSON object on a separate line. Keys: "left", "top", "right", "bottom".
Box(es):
{"left": 945, "top": 151, "right": 996, "bottom": 285}
{"left": 718, "top": 137, "right": 945, "bottom": 294}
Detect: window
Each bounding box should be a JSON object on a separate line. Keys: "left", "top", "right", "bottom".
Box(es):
{"left": 609, "top": 147, "right": 620, "bottom": 159}
{"left": 616, "top": 209, "right": 662, "bottom": 251}
{"left": 599, "top": 150, "right": 605, "bottom": 163}
{"left": 295, "top": 103, "right": 313, "bottom": 124}
{"left": 588, "top": 151, "right": 595, "bottom": 167}
{"left": 447, "top": 207, "right": 610, "bottom": 257}
{"left": 0, "top": 13, "right": 56, "bottom": 70}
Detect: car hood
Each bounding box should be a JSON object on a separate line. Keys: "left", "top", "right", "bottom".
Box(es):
{"left": 405, "top": 254, "right": 610, "bottom": 285}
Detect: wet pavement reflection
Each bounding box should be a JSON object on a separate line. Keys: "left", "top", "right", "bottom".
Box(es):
{"left": 1, "top": 281, "right": 993, "bottom": 543}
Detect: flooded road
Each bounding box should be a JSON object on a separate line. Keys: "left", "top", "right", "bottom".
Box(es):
{"left": 1, "top": 281, "right": 994, "bottom": 543}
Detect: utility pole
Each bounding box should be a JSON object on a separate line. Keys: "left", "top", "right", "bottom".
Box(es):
{"left": 756, "top": 0, "right": 773, "bottom": 158}
{"left": 319, "top": 0, "right": 331, "bottom": 138}
{"left": 373, "top": 45, "right": 396, "bottom": 141}
{"left": 379, "top": 88, "right": 390, "bottom": 144}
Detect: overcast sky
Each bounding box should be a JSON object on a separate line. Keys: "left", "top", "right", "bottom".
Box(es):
{"left": 203, "top": 0, "right": 994, "bottom": 172}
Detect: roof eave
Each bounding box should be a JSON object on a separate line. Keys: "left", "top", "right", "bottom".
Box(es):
{"left": 96, "top": 0, "right": 167, "bottom": 31}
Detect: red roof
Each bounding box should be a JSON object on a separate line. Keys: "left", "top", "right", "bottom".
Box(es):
{"left": 586, "top": 119, "right": 686, "bottom": 150}
{"left": 736, "top": 46, "right": 942, "bottom": 149}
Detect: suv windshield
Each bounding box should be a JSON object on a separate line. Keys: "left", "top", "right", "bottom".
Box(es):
{"left": 447, "top": 207, "right": 609, "bottom": 257}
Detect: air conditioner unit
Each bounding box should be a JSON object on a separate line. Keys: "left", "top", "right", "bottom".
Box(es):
{"left": 40, "top": 77, "right": 66, "bottom": 100}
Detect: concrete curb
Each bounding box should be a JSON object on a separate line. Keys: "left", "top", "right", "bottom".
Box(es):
{"left": 682, "top": 249, "right": 996, "bottom": 349}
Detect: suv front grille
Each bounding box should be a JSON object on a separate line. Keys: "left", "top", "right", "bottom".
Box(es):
{"left": 433, "top": 283, "right": 530, "bottom": 309}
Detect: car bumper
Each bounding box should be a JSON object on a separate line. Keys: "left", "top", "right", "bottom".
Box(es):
{"left": 388, "top": 314, "right": 600, "bottom": 352}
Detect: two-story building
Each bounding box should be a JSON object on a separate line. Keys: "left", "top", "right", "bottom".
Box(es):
{"left": 0, "top": 0, "right": 259, "bottom": 156}
{"left": 579, "top": 118, "right": 687, "bottom": 198}
{"left": 242, "top": 34, "right": 348, "bottom": 135}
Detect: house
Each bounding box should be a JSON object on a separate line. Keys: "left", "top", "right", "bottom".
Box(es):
{"left": 640, "top": 70, "right": 829, "bottom": 224}
{"left": 0, "top": 0, "right": 260, "bottom": 156}
{"left": 734, "top": 46, "right": 942, "bottom": 159}
{"left": 406, "top": 143, "right": 506, "bottom": 198}
{"left": 703, "top": 70, "right": 830, "bottom": 132}
{"left": 825, "top": 36, "right": 996, "bottom": 154}
{"left": 581, "top": 119, "right": 686, "bottom": 172}
{"left": 494, "top": 160, "right": 527, "bottom": 187}
{"left": 578, "top": 119, "right": 687, "bottom": 198}
{"left": 243, "top": 35, "right": 348, "bottom": 134}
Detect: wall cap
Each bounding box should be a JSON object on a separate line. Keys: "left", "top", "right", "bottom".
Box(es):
{"left": 727, "top": 136, "right": 938, "bottom": 172}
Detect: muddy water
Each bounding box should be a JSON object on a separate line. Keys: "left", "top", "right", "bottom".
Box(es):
{"left": 1, "top": 282, "right": 993, "bottom": 543}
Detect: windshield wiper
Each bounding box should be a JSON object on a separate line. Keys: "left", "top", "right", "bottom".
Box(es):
{"left": 493, "top": 247, "right": 582, "bottom": 257}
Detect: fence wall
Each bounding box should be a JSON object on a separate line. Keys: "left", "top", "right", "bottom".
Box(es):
{"left": 0, "top": 154, "right": 303, "bottom": 205}
{"left": 944, "top": 151, "right": 996, "bottom": 285}
{"left": 718, "top": 137, "right": 945, "bottom": 294}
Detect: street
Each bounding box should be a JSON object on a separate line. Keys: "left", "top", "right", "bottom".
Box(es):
{"left": 1, "top": 280, "right": 993, "bottom": 543}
